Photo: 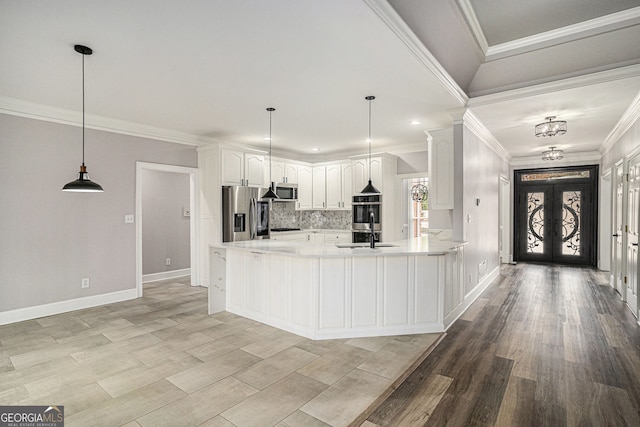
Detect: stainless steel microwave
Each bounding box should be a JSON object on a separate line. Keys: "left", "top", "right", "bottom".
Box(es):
{"left": 275, "top": 183, "right": 298, "bottom": 200}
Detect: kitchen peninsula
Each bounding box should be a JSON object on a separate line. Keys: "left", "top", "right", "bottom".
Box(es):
{"left": 209, "top": 235, "right": 467, "bottom": 340}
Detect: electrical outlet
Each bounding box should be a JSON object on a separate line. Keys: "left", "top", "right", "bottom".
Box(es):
{"left": 166, "top": 258, "right": 171, "bottom": 266}
{"left": 124, "top": 215, "right": 134, "bottom": 224}
{"left": 81, "top": 278, "right": 90, "bottom": 288}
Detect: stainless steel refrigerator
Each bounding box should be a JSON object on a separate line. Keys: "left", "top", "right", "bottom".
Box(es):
{"left": 222, "top": 186, "right": 271, "bottom": 242}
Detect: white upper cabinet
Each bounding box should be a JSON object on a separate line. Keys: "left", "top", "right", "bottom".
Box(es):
{"left": 428, "top": 128, "right": 454, "bottom": 209}
{"left": 324, "top": 162, "right": 352, "bottom": 210}
{"left": 221, "top": 148, "right": 265, "bottom": 187}
{"left": 285, "top": 163, "right": 298, "bottom": 184}
{"left": 341, "top": 162, "right": 353, "bottom": 209}
{"left": 352, "top": 157, "right": 383, "bottom": 193}
{"left": 297, "top": 165, "right": 313, "bottom": 210}
{"left": 270, "top": 160, "right": 286, "bottom": 185}
{"left": 312, "top": 166, "right": 326, "bottom": 209}
{"left": 245, "top": 153, "right": 265, "bottom": 187}
{"left": 268, "top": 159, "right": 299, "bottom": 184}
{"left": 325, "top": 164, "right": 342, "bottom": 209}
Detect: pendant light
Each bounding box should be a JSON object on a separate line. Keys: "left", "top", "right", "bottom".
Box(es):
{"left": 62, "top": 45, "right": 104, "bottom": 193}
{"left": 360, "top": 95, "right": 380, "bottom": 194}
{"left": 261, "top": 107, "right": 279, "bottom": 199}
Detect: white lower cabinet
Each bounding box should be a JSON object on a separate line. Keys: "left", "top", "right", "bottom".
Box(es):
{"left": 322, "top": 232, "right": 351, "bottom": 244}
{"left": 270, "top": 230, "right": 350, "bottom": 244}
{"left": 223, "top": 247, "right": 451, "bottom": 340}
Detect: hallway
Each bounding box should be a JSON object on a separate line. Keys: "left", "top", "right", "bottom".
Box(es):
{"left": 367, "top": 263, "right": 640, "bottom": 426}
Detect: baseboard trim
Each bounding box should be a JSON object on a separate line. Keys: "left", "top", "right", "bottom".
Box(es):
{"left": 444, "top": 265, "right": 500, "bottom": 329}
{"left": 0, "top": 289, "right": 138, "bottom": 325}
{"left": 142, "top": 268, "right": 190, "bottom": 283}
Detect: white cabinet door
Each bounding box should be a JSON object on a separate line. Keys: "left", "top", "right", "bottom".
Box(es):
{"left": 341, "top": 162, "right": 353, "bottom": 209}
{"left": 352, "top": 157, "right": 382, "bottom": 193}
{"left": 325, "top": 164, "right": 342, "bottom": 209}
{"left": 352, "top": 159, "right": 367, "bottom": 194}
{"left": 245, "top": 153, "right": 265, "bottom": 187}
{"left": 285, "top": 163, "right": 298, "bottom": 184}
{"left": 221, "top": 149, "right": 245, "bottom": 186}
{"left": 428, "top": 129, "right": 454, "bottom": 209}
{"left": 270, "top": 160, "right": 286, "bottom": 184}
{"left": 312, "top": 166, "right": 326, "bottom": 209}
{"left": 297, "top": 165, "right": 313, "bottom": 210}
{"left": 370, "top": 157, "right": 383, "bottom": 189}
{"left": 221, "top": 149, "right": 265, "bottom": 187}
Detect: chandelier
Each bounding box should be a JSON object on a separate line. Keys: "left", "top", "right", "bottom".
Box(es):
{"left": 411, "top": 181, "right": 428, "bottom": 202}
{"left": 542, "top": 146, "right": 564, "bottom": 161}
{"left": 535, "top": 116, "right": 567, "bottom": 137}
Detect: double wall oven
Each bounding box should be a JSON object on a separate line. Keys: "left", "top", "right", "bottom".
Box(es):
{"left": 352, "top": 193, "right": 381, "bottom": 243}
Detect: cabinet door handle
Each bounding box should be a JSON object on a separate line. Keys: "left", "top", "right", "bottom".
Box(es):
{"left": 612, "top": 234, "right": 620, "bottom": 237}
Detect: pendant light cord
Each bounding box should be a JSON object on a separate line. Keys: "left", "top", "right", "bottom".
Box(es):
{"left": 267, "top": 107, "right": 275, "bottom": 188}
{"left": 368, "top": 97, "right": 372, "bottom": 181}
{"left": 81, "top": 51, "right": 86, "bottom": 167}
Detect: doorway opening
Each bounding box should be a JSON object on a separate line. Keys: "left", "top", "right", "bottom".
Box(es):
{"left": 135, "top": 162, "right": 200, "bottom": 297}
{"left": 514, "top": 165, "right": 598, "bottom": 266}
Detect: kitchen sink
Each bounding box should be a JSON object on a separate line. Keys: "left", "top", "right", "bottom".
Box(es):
{"left": 335, "top": 243, "right": 398, "bottom": 249}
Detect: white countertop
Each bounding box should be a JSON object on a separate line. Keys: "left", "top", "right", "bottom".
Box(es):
{"left": 270, "top": 228, "right": 350, "bottom": 234}
{"left": 214, "top": 235, "right": 467, "bottom": 258}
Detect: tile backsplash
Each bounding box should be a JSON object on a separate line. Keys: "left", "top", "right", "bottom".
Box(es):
{"left": 270, "top": 202, "right": 351, "bottom": 230}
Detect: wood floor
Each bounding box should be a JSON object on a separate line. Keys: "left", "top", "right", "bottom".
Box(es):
{"left": 365, "top": 263, "right": 640, "bottom": 427}
{"left": 0, "top": 278, "right": 440, "bottom": 427}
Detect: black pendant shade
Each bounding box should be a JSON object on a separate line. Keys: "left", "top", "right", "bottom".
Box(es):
{"left": 62, "top": 44, "right": 104, "bottom": 193}
{"left": 360, "top": 95, "right": 380, "bottom": 194}
{"left": 361, "top": 179, "right": 379, "bottom": 194}
{"left": 62, "top": 165, "right": 104, "bottom": 192}
{"left": 262, "top": 185, "right": 278, "bottom": 199}
{"left": 262, "top": 107, "right": 279, "bottom": 199}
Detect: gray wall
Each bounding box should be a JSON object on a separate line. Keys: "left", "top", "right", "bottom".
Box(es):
{"left": 396, "top": 150, "right": 428, "bottom": 174}
{"left": 141, "top": 169, "right": 190, "bottom": 275}
{"left": 0, "top": 114, "right": 197, "bottom": 312}
{"left": 461, "top": 124, "right": 510, "bottom": 294}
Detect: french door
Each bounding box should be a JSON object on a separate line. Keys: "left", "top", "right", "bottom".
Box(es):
{"left": 626, "top": 153, "right": 639, "bottom": 316}
{"left": 515, "top": 166, "right": 597, "bottom": 266}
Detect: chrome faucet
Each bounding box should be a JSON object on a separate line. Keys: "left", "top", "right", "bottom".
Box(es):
{"left": 369, "top": 211, "right": 377, "bottom": 248}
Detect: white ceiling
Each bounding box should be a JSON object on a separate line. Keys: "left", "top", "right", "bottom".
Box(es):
{"left": 2, "top": 0, "right": 640, "bottom": 162}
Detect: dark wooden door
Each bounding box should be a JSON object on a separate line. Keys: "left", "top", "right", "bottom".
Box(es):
{"left": 515, "top": 166, "right": 597, "bottom": 266}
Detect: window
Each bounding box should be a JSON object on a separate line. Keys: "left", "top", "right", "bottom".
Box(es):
{"left": 406, "top": 177, "right": 429, "bottom": 237}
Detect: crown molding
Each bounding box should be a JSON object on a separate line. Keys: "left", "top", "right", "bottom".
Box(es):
{"left": 456, "top": 0, "right": 489, "bottom": 54}
{"left": 485, "top": 7, "right": 640, "bottom": 61}
{"left": 462, "top": 110, "right": 512, "bottom": 163}
{"left": 600, "top": 90, "right": 640, "bottom": 155}
{"left": 467, "top": 63, "right": 640, "bottom": 106}
{"left": 363, "top": 0, "right": 468, "bottom": 105}
{"left": 0, "top": 96, "right": 220, "bottom": 147}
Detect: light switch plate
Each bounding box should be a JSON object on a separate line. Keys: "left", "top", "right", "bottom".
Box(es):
{"left": 125, "top": 215, "right": 134, "bottom": 224}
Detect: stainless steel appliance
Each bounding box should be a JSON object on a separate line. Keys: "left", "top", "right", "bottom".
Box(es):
{"left": 274, "top": 183, "right": 298, "bottom": 200}
{"left": 352, "top": 193, "right": 381, "bottom": 243}
{"left": 222, "top": 186, "right": 270, "bottom": 242}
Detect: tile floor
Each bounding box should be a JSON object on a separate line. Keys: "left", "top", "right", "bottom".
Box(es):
{"left": 0, "top": 279, "right": 442, "bottom": 427}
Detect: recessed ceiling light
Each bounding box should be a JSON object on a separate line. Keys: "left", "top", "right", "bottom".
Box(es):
{"left": 263, "top": 137, "right": 271, "bottom": 141}
{"left": 410, "top": 120, "right": 421, "bottom": 126}
{"left": 311, "top": 147, "right": 320, "bottom": 152}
